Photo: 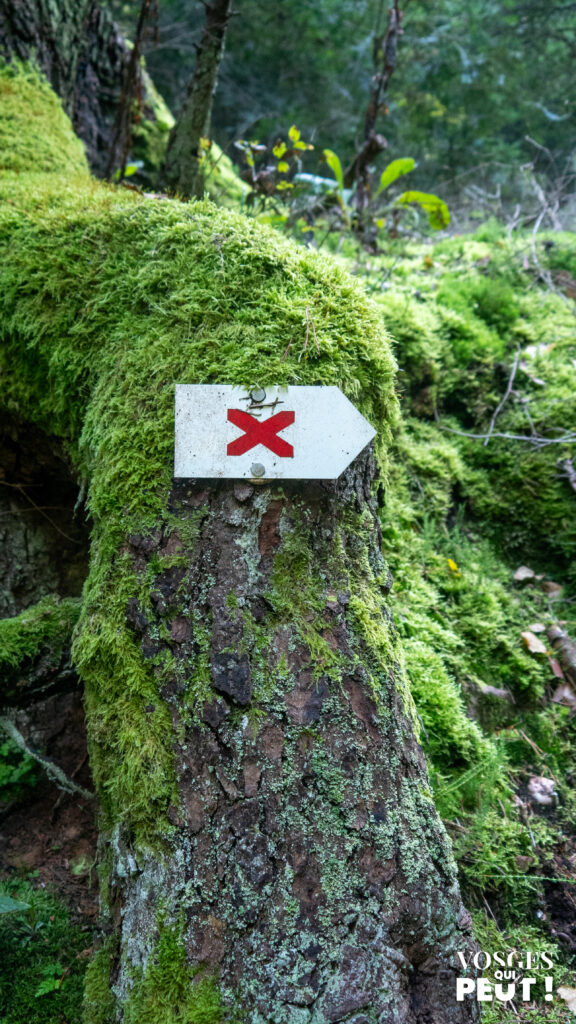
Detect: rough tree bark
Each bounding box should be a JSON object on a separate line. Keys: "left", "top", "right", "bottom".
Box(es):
{"left": 162, "top": 0, "right": 233, "bottom": 199}
{"left": 100, "top": 452, "right": 480, "bottom": 1023}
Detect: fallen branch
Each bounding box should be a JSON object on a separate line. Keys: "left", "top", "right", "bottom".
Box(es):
{"left": 434, "top": 417, "right": 576, "bottom": 449}
{"left": 0, "top": 715, "right": 94, "bottom": 800}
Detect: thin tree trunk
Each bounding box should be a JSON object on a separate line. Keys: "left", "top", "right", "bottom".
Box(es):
{"left": 162, "top": 0, "right": 233, "bottom": 199}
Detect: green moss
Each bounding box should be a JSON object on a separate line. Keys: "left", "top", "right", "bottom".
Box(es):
{"left": 130, "top": 65, "right": 176, "bottom": 180}
{"left": 0, "top": 61, "right": 88, "bottom": 177}
{"left": 123, "top": 919, "right": 223, "bottom": 1024}
{"left": 404, "top": 639, "right": 490, "bottom": 768}
{"left": 201, "top": 143, "right": 250, "bottom": 207}
{"left": 83, "top": 935, "right": 119, "bottom": 1024}
{"left": 0, "top": 594, "right": 81, "bottom": 674}
{"left": 0, "top": 595, "right": 82, "bottom": 703}
{"left": 473, "top": 910, "right": 573, "bottom": 1023}
{"left": 368, "top": 227, "right": 576, "bottom": 578}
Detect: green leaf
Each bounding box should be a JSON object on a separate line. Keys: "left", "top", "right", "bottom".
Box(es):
{"left": 322, "top": 149, "right": 344, "bottom": 193}
{"left": 294, "top": 140, "right": 313, "bottom": 151}
{"left": 396, "top": 190, "right": 450, "bottom": 229}
{"left": 277, "top": 160, "right": 290, "bottom": 173}
{"left": 272, "top": 142, "right": 287, "bottom": 158}
{"left": 0, "top": 894, "right": 30, "bottom": 914}
{"left": 35, "top": 967, "right": 64, "bottom": 998}
{"left": 377, "top": 158, "right": 415, "bottom": 193}
{"left": 288, "top": 125, "right": 301, "bottom": 142}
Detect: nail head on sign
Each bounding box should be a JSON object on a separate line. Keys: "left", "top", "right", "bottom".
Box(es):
{"left": 251, "top": 463, "right": 265, "bottom": 478}
{"left": 250, "top": 388, "right": 267, "bottom": 404}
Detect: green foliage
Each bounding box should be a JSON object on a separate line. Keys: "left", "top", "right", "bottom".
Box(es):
{"left": 0, "top": 881, "right": 88, "bottom": 1024}
{"left": 235, "top": 124, "right": 314, "bottom": 208}
{"left": 0, "top": 893, "right": 31, "bottom": 914}
{"left": 233, "top": 127, "right": 447, "bottom": 249}
{"left": 0, "top": 739, "right": 38, "bottom": 806}
{"left": 112, "top": 0, "right": 576, "bottom": 217}
{"left": 397, "top": 190, "right": 451, "bottom": 229}
{"left": 322, "top": 148, "right": 344, "bottom": 193}
{"left": 378, "top": 158, "right": 416, "bottom": 193}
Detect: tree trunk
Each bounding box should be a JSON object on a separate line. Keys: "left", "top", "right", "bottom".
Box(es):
{"left": 0, "top": 0, "right": 137, "bottom": 175}
{"left": 94, "top": 452, "right": 479, "bottom": 1024}
{"left": 162, "top": 0, "right": 233, "bottom": 199}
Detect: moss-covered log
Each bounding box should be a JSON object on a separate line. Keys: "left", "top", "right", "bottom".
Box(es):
{"left": 0, "top": 64, "right": 479, "bottom": 1023}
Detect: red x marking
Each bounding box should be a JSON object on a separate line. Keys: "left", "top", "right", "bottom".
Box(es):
{"left": 227, "top": 408, "right": 295, "bottom": 457}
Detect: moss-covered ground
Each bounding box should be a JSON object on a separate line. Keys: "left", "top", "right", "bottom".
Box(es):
{"left": 1, "top": 61, "right": 575, "bottom": 1023}
{"left": 0, "top": 879, "right": 89, "bottom": 1023}
{"left": 344, "top": 224, "right": 576, "bottom": 1022}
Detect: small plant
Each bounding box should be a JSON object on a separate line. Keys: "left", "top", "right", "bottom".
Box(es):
{"left": 234, "top": 124, "right": 314, "bottom": 209}
{"left": 0, "top": 893, "right": 31, "bottom": 914}
{"left": 234, "top": 126, "right": 449, "bottom": 251}
{"left": 35, "top": 962, "right": 66, "bottom": 998}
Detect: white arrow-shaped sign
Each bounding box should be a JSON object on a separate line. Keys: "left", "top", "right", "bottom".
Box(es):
{"left": 174, "top": 385, "right": 376, "bottom": 480}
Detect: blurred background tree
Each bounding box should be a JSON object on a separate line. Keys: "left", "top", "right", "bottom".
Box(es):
{"left": 109, "top": 0, "right": 576, "bottom": 214}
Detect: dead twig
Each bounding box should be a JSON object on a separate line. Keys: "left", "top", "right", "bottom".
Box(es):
{"left": 281, "top": 335, "right": 293, "bottom": 362}
{"left": 434, "top": 417, "right": 576, "bottom": 449}
{"left": 300, "top": 307, "right": 320, "bottom": 360}
{"left": 0, "top": 716, "right": 94, "bottom": 801}
{"left": 483, "top": 349, "right": 521, "bottom": 446}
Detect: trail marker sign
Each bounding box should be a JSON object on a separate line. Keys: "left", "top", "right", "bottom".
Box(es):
{"left": 174, "top": 385, "right": 376, "bottom": 480}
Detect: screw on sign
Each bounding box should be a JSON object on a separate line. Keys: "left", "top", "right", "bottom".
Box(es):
{"left": 174, "top": 384, "right": 376, "bottom": 480}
